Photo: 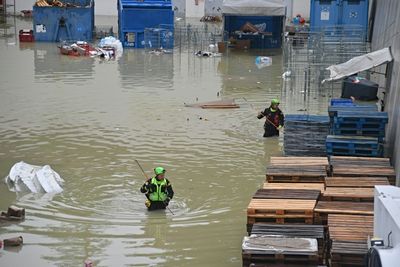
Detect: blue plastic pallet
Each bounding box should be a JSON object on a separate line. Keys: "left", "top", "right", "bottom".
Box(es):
{"left": 326, "top": 148, "right": 379, "bottom": 157}
{"left": 330, "top": 98, "right": 355, "bottom": 106}
{"left": 332, "top": 129, "right": 385, "bottom": 138}
{"left": 332, "top": 122, "right": 386, "bottom": 130}
{"left": 328, "top": 105, "right": 378, "bottom": 118}
{"left": 335, "top": 111, "right": 389, "bottom": 123}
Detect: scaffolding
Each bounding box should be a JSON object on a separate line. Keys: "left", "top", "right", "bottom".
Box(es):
{"left": 0, "top": 0, "right": 16, "bottom": 38}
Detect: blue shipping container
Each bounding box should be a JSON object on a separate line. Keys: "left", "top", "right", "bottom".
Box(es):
{"left": 33, "top": 0, "right": 94, "bottom": 42}
{"left": 223, "top": 15, "right": 283, "bottom": 49}
{"left": 118, "top": 0, "right": 174, "bottom": 48}
{"left": 310, "top": 0, "right": 369, "bottom": 33}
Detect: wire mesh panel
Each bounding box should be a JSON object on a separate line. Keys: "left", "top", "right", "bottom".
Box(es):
{"left": 144, "top": 25, "right": 174, "bottom": 51}
{"left": 174, "top": 23, "right": 227, "bottom": 52}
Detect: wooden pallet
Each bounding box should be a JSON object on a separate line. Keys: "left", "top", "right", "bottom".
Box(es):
{"left": 322, "top": 187, "right": 374, "bottom": 202}
{"left": 253, "top": 189, "right": 320, "bottom": 200}
{"left": 242, "top": 253, "right": 319, "bottom": 265}
{"left": 328, "top": 214, "right": 373, "bottom": 242}
{"left": 263, "top": 182, "right": 325, "bottom": 193}
{"left": 325, "top": 177, "right": 390, "bottom": 187}
{"left": 314, "top": 201, "right": 373, "bottom": 225}
{"left": 330, "top": 241, "right": 368, "bottom": 267}
{"left": 247, "top": 199, "right": 316, "bottom": 225}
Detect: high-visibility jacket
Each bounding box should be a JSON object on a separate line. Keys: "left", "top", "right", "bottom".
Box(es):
{"left": 140, "top": 177, "right": 174, "bottom": 202}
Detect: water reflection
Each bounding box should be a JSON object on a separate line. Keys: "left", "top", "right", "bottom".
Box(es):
{"left": 33, "top": 43, "right": 95, "bottom": 84}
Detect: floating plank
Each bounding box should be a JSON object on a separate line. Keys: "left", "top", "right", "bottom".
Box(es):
{"left": 322, "top": 187, "right": 374, "bottom": 202}
{"left": 263, "top": 182, "right": 325, "bottom": 193}
{"left": 253, "top": 189, "right": 320, "bottom": 200}
{"left": 184, "top": 99, "right": 240, "bottom": 109}
{"left": 325, "top": 177, "right": 389, "bottom": 187}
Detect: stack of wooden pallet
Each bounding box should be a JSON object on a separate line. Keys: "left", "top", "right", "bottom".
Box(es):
{"left": 328, "top": 214, "right": 373, "bottom": 267}
{"left": 243, "top": 156, "right": 331, "bottom": 266}
{"left": 330, "top": 156, "right": 396, "bottom": 185}
{"left": 266, "top": 157, "right": 329, "bottom": 183}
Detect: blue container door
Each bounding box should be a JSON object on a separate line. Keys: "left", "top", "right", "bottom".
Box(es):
{"left": 118, "top": 4, "right": 174, "bottom": 48}
{"left": 341, "top": 0, "right": 368, "bottom": 28}
{"left": 310, "top": 0, "right": 340, "bottom": 28}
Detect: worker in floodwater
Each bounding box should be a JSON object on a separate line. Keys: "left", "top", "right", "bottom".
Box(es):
{"left": 257, "top": 99, "right": 284, "bottom": 137}
{"left": 140, "top": 167, "right": 174, "bottom": 211}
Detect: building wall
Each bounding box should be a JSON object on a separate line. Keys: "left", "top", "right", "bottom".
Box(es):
{"left": 371, "top": 0, "right": 400, "bottom": 185}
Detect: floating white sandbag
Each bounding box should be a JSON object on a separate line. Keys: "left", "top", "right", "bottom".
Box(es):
{"left": 5, "top": 161, "right": 64, "bottom": 194}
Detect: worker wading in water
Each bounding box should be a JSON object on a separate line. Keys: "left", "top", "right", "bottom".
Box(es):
{"left": 257, "top": 99, "right": 284, "bottom": 137}
{"left": 140, "top": 167, "right": 174, "bottom": 211}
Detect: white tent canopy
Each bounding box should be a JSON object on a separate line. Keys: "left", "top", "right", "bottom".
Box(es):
{"left": 222, "top": 0, "right": 286, "bottom": 16}
{"left": 322, "top": 47, "right": 393, "bottom": 84}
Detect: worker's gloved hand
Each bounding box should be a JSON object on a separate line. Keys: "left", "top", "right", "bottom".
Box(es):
{"left": 278, "top": 125, "right": 283, "bottom": 130}
{"left": 257, "top": 113, "right": 263, "bottom": 119}
{"left": 164, "top": 198, "right": 171, "bottom": 206}
{"left": 145, "top": 199, "right": 151, "bottom": 208}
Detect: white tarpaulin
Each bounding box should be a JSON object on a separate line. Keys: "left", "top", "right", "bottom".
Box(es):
{"left": 222, "top": 0, "right": 286, "bottom": 16}
{"left": 322, "top": 47, "right": 393, "bottom": 84}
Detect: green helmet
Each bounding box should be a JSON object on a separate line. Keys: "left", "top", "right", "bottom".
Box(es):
{"left": 154, "top": 167, "right": 166, "bottom": 175}
{"left": 271, "top": 98, "right": 280, "bottom": 105}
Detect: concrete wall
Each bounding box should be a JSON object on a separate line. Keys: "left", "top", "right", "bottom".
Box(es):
{"left": 371, "top": 0, "right": 400, "bottom": 185}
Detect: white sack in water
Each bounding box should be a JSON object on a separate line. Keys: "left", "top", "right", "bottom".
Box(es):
{"left": 5, "top": 161, "right": 64, "bottom": 194}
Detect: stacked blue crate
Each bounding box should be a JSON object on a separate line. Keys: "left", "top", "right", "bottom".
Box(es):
{"left": 283, "top": 115, "right": 330, "bottom": 156}
{"left": 326, "top": 99, "right": 387, "bottom": 157}
{"left": 326, "top": 135, "right": 380, "bottom": 157}
{"left": 332, "top": 111, "right": 388, "bottom": 139}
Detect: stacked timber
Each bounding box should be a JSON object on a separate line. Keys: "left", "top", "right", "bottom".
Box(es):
{"left": 328, "top": 214, "right": 373, "bottom": 267}
{"left": 283, "top": 115, "right": 330, "bottom": 156}
{"left": 245, "top": 158, "right": 326, "bottom": 266}
{"left": 266, "top": 157, "right": 328, "bottom": 183}
{"left": 325, "top": 177, "right": 390, "bottom": 188}
{"left": 329, "top": 156, "right": 396, "bottom": 185}
{"left": 314, "top": 201, "right": 373, "bottom": 225}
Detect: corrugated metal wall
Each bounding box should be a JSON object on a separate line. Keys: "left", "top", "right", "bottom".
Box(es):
{"left": 371, "top": 0, "right": 400, "bottom": 185}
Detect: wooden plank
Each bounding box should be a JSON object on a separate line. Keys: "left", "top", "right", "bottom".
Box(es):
{"left": 322, "top": 187, "right": 374, "bottom": 202}
{"left": 270, "top": 156, "right": 329, "bottom": 166}
{"left": 266, "top": 175, "right": 326, "bottom": 183}
{"left": 332, "top": 167, "right": 395, "bottom": 177}
{"left": 328, "top": 214, "right": 373, "bottom": 242}
{"left": 253, "top": 189, "right": 320, "bottom": 200}
{"left": 263, "top": 182, "right": 325, "bottom": 193}
{"left": 325, "top": 177, "right": 390, "bottom": 187}
{"left": 314, "top": 201, "right": 373, "bottom": 215}
{"left": 330, "top": 156, "right": 391, "bottom": 166}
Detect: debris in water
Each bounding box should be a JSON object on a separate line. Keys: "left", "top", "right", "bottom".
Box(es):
{"left": 5, "top": 161, "right": 64, "bottom": 194}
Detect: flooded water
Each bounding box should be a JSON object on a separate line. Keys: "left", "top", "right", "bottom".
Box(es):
{"left": 0, "top": 17, "right": 337, "bottom": 267}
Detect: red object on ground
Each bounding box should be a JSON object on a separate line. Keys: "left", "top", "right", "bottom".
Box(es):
{"left": 19, "top": 29, "right": 34, "bottom": 42}
{"left": 59, "top": 42, "right": 96, "bottom": 57}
